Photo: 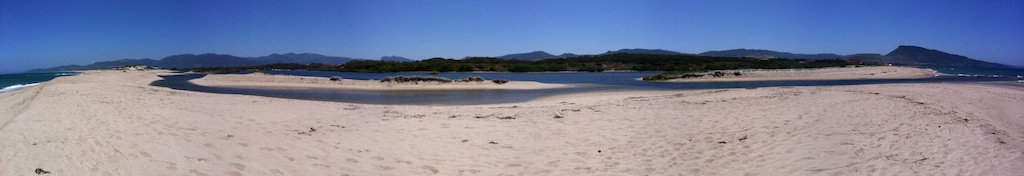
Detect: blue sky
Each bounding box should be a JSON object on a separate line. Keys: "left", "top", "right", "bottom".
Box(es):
{"left": 1, "top": 0, "right": 1022, "bottom": 73}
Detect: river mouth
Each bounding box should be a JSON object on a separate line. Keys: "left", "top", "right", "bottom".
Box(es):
{"left": 150, "top": 71, "right": 1017, "bottom": 105}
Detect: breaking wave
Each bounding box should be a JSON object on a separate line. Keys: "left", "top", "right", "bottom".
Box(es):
{"left": 0, "top": 83, "right": 41, "bottom": 93}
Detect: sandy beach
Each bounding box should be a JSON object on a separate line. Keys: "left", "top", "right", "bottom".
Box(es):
{"left": 190, "top": 73, "right": 571, "bottom": 90}
{"left": 1, "top": 70, "right": 1022, "bottom": 175}
{"left": 660, "top": 66, "right": 936, "bottom": 82}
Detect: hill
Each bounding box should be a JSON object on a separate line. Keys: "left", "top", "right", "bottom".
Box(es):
{"left": 28, "top": 53, "right": 366, "bottom": 72}
{"left": 159, "top": 54, "right": 265, "bottom": 68}
{"left": 381, "top": 56, "right": 414, "bottom": 62}
{"left": 497, "top": 49, "right": 685, "bottom": 61}
{"left": 558, "top": 53, "right": 579, "bottom": 57}
{"left": 699, "top": 49, "right": 842, "bottom": 60}
{"left": 498, "top": 51, "right": 558, "bottom": 61}
{"left": 30, "top": 59, "right": 161, "bottom": 72}
{"left": 882, "top": 45, "right": 1009, "bottom": 67}
{"left": 254, "top": 53, "right": 356, "bottom": 64}
{"left": 602, "top": 49, "right": 689, "bottom": 55}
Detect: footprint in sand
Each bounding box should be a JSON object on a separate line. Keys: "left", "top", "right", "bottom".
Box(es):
{"left": 458, "top": 170, "right": 481, "bottom": 174}
{"left": 421, "top": 165, "right": 439, "bottom": 174}
{"left": 269, "top": 169, "right": 284, "bottom": 175}
{"left": 188, "top": 169, "right": 209, "bottom": 176}
{"left": 377, "top": 165, "right": 395, "bottom": 171}
{"left": 313, "top": 164, "right": 331, "bottom": 168}
{"left": 150, "top": 160, "right": 176, "bottom": 171}
{"left": 230, "top": 163, "right": 246, "bottom": 171}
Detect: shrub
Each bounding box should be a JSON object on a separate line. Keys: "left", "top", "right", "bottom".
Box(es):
{"left": 492, "top": 79, "right": 509, "bottom": 84}
{"left": 642, "top": 74, "right": 670, "bottom": 81}
{"left": 380, "top": 76, "right": 452, "bottom": 83}
{"left": 456, "top": 76, "right": 485, "bottom": 82}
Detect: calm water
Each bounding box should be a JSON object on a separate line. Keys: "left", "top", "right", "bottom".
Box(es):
{"left": 920, "top": 66, "right": 1024, "bottom": 77}
{"left": 0, "top": 72, "right": 79, "bottom": 93}
{"left": 151, "top": 69, "right": 1022, "bottom": 105}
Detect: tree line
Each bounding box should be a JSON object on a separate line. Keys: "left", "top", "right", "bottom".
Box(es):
{"left": 189, "top": 53, "right": 864, "bottom": 73}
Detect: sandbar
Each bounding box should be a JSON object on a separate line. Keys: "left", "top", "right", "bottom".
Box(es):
{"left": 189, "top": 73, "right": 572, "bottom": 90}
{"left": 658, "top": 66, "right": 936, "bottom": 82}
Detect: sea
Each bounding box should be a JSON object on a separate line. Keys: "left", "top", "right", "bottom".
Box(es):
{"left": 920, "top": 66, "right": 1024, "bottom": 78}
{"left": 0, "top": 72, "right": 80, "bottom": 93}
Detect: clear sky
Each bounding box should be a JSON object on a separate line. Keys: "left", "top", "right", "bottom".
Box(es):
{"left": 1, "top": 0, "right": 1022, "bottom": 73}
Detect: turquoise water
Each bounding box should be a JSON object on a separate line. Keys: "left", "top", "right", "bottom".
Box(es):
{"left": 0, "top": 72, "right": 79, "bottom": 93}
{"left": 921, "top": 66, "right": 1024, "bottom": 78}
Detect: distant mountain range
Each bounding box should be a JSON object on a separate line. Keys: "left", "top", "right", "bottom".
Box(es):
{"left": 699, "top": 49, "right": 842, "bottom": 60}
{"left": 498, "top": 49, "right": 689, "bottom": 61}
{"left": 697, "top": 46, "right": 1009, "bottom": 68}
{"left": 493, "top": 51, "right": 561, "bottom": 60}
{"left": 380, "top": 56, "right": 414, "bottom": 62}
{"left": 27, "top": 45, "right": 1015, "bottom": 72}
{"left": 29, "top": 54, "right": 264, "bottom": 72}
{"left": 254, "top": 53, "right": 356, "bottom": 65}
{"left": 29, "top": 53, "right": 366, "bottom": 72}
{"left": 604, "top": 49, "right": 690, "bottom": 56}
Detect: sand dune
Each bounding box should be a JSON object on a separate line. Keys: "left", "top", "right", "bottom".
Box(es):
{"left": 1, "top": 70, "right": 1022, "bottom": 175}
{"left": 660, "top": 66, "right": 936, "bottom": 82}
{"left": 190, "top": 73, "right": 571, "bottom": 91}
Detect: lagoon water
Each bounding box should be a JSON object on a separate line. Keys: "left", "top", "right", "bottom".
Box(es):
{"left": 3, "top": 68, "right": 1017, "bottom": 104}
{"left": 151, "top": 68, "right": 1023, "bottom": 105}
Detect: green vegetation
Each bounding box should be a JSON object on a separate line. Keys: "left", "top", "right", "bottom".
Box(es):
{"left": 189, "top": 53, "right": 867, "bottom": 79}
{"left": 642, "top": 71, "right": 746, "bottom": 81}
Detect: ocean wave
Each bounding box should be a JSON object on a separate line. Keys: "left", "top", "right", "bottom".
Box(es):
{"left": 931, "top": 71, "right": 957, "bottom": 77}
{"left": 922, "top": 68, "right": 948, "bottom": 77}
{"left": 0, "top": 83, "right": 41, "bottom": 93}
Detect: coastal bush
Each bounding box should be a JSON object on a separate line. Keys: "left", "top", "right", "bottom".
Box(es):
{"left": 380, "top": 76, "right": 452, "bottom": 83}
{"left": 456, "top": 76, "right": 485, "bottom": 82}
{"left": 641, "top": 73, "right": 705, "bottom": 81}
{"left": 642, "top": 74, "right": 670, "bottom": 81}
{"left": 184, "top": 53, "right": 864, "bottom": 77}
{"left": 492, "top": 79, "right": 509, "bottom": 84}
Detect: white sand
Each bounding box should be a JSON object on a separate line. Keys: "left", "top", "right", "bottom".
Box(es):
{"left": 660, "top": 66, "right": 936, "bottom": 82}
{"left": 1, "top": 70, "right": 1022, "bottom": 175}
{"left": 190, "top": 73, "right": 571, "bottom": 90}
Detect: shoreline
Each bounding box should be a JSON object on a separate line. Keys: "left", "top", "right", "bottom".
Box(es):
{"left": 0, "top": 72, "right": 81, "bottom": 93}
{"left": 189, "top": 73, "right": 573, "bottom": 91}
{"left": 1, "top": 70, "right": 1022, "bottom": 175}
{"left": 652, "top": 66, "right": 936, "bottom": 82}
